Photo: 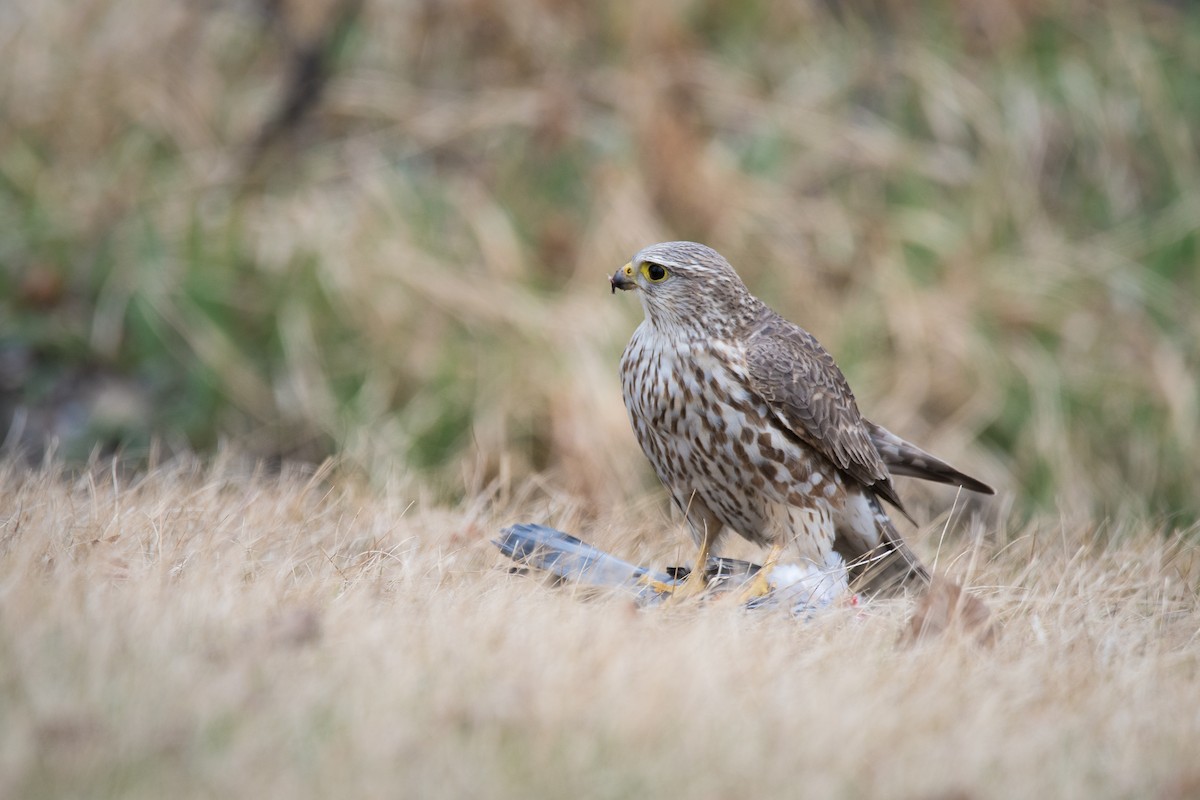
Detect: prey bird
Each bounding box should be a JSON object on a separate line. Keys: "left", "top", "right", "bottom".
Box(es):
{"left": 610, "top": 241, "right": 994, "bottom": 603}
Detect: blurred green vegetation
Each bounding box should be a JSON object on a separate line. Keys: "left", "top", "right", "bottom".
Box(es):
{"left": 1, "top": 0, "right": 1197, "bottom": 523}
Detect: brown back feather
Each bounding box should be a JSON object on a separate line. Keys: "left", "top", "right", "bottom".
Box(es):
{"left": 745, "top": 310, "right": 910, "bottom": 516}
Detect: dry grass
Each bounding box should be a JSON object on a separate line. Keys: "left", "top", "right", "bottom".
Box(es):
{"left": 3, "top": 0, "right": 1199, "bottom": 520}
{"left": 3, "top": 4, "right": 1199, "bottom": 795}
{"left": 2, "top": 455, "right": 1197, "bottom": 799}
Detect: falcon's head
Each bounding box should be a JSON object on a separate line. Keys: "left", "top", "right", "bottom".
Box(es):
{"left": 611, "top": 241, "right": 762, "bottom": 337}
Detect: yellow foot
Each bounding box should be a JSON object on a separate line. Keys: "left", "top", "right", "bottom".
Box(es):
{"left": 735, "top": 542, "right": 786, "bottom": 605}
{"left": 662, "top": 567, "right": 711, "bottom": 606}
{"left": 649, "top": 531, "right": 717, "bottom": 607}
{"left": 735, "top": 568, "right": 774, "bottom": 604}
{"left": 636, "top": 568, "right": 708, "bottom": 604}
{"left": 637, "top": 576, "right": 676, "bottom": 596}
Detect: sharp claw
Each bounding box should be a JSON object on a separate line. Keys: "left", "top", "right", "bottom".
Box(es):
{"left": 637, "top": 575, "right": 677, "bottom": 595}
{"left": 736, "top": 569, "right": 775, "bottom": 605}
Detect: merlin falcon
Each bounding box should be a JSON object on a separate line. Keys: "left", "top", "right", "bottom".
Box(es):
{"left": 611, "top": 241, "right": 993, "bottom": 602}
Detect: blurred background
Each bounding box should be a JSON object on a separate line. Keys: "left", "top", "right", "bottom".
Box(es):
{"left": 1, "top": 0, "right": 1197, "bottom": 524}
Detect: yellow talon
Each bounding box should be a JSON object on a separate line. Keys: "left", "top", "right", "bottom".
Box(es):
{"left": 663, "top": 567, "right": 710, "bottom": 604}
{"left": 639, "top": 576, "right": 678, "bottom": 595}
{"left": 737, "top": 542, "right": 786, "bottom": 604}
{"left": 661, "top": 530, "right": 715, "bottom": 606}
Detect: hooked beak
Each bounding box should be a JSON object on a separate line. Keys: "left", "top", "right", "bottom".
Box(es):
{"left": 610, "top": 262, "right": 637, "bottom": 294}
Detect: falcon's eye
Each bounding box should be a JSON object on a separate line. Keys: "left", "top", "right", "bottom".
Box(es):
{"left": 642, "top": 262, "right": 669, "bottom": 283}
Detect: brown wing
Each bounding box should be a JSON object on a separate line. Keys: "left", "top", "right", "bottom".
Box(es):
{"left": 745, "top": 311, "right": 908, "bottom": 515}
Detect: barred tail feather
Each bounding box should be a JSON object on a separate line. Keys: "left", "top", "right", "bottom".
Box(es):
{"left": 832, "top": 493, "right": 996, "bottom": 642}
{"left": 835, "top": 493, "right": 931, "bottom": 596}
{"left": 866, "top": 421, "right": 994, "bottom": 496}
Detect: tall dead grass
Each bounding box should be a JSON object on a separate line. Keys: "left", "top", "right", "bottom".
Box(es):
{"left": 1, "top": 456, "right": 1197, "bottom": 798}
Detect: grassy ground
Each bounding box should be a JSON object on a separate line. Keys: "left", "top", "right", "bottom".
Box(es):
{"left": 3, "top": 2, "right": 1199, "bottom": 797}
{"left": 1, "top": 455, "right": 1197, "bottom": 799}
